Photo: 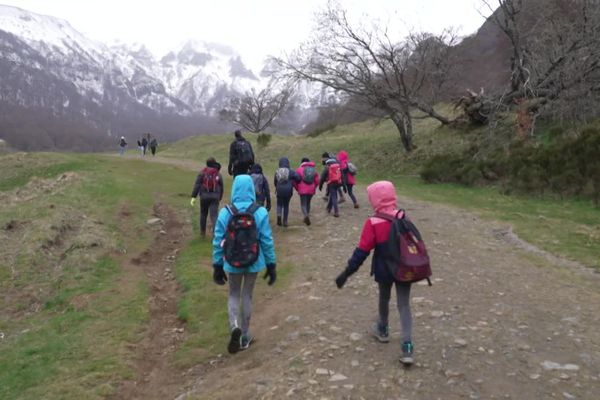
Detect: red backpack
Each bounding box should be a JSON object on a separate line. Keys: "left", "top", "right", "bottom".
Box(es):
{"left": 375, "top": 210, "right": 432, "bottom": 285}
{"left": 201, "top": 167, "right": 219, "bottom": 192}
{"left": 327, "top": 163, "right": 342, "bottom": 185}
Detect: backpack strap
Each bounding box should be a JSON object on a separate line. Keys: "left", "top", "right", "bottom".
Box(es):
{"left": 245, "top": 203, "right": 260, "bottom": 214}
{"left": 226, "top": 204, "right": 239, "bottom": 216}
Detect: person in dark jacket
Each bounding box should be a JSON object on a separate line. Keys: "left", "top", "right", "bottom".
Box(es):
{"left": 250, "top": 164, "right": 271, "bottom": 211}
{"left": 118, "top": 136, "right": 127, "bottom": 156}
{"left": 274, "top": 157, "right": 300, "bottom": 227}
{"left": 191, "top": 157, "right": 224, "bottom": 236}
{"left": 334, "top": 181, "right": 415, "bottom": 366}
{"left": 319, "top": 157, "right": 342, "bottom": 217}
{"left": 228, "top": 130, "right": 255, "bottom": 176}
{"left": 141, "top": 136, "right": 148, "bottom": 156}
{"left": 149, "top": 137, "right": 158, "bottom": 156}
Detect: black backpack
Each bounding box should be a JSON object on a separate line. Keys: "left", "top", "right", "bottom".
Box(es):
{"left": 302, "top": 165, "right": 316, "bottom": 184}
{"left": 235, "top": 140, "right": 253, "bottom": 164}
{"left": 223, "top": 203, "right": 260, "bottom": 268}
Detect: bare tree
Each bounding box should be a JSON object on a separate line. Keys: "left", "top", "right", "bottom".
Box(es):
{"left": 219, "top": 79, "right": 293, "bottom": 133}
{"left": 273, "top": 2, "right": 458, "bottom": 152}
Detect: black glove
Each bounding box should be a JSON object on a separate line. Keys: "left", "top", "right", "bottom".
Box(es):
{"left": 213, "top": 265, "right": 227, "bottom": 285}
{"left": 266, "top": 201, "right": 272, "bottom": 212}
{"left": 263, "top": 264, "right": 276, "bottom": 285}
{"left": 335, "top": 270, "right": 349, "bottom": 289}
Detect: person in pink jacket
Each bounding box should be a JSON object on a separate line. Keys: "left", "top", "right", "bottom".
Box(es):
{"left": 294, "top": 157, "right": 320, "bottom": 225}
{"left": 337, "top": 150, "right": 359, "bottom": 208}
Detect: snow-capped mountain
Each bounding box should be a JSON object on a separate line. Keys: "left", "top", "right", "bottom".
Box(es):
{"left": 0, "top": 5, "right": 322, "bottom": 150}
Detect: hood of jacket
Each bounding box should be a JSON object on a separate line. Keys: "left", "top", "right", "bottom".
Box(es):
{"left": 300, "top": 161, "right": 316, "bottom": 168}
{"left": 278, "top": 157, "right": 290, "bottom": 168}
{"left": 250, "top": 163, "right": 263, "bottom": 174}
{"left": 337, "top": 150, "right": 349, "bottom": 164}
{"left": 367, "top": 181, "right": 398, "bottom": 215}
{"left": 325, "top": 158, "right": 338, "bottom": 165}
{"left": 207, "top": 160, "right": 221, "bottom": 170}
{"left": 230, "top": 175, "right": 256, "bottom": 206}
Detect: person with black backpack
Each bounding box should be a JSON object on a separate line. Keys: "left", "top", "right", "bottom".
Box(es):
{"left": 149, "top": 136, "right": 158, "bottom": 156}
{"left": 274, "top": 157, "right": 301, "bottom": 227}
{"left": 228, "top": 130, "right": 255, "bottom": 176}
{"left": 334, "top": 181, "right": 419, "bottom": 366}
{"left": 294, "top": 157, "right": 320, "bottom": 225}
{"left": 250, "top": 164, "right": 271, "bottom": 211}
{"left": 212, "top": 175, "right": 277, "bottom": 354}
{"left": 190, "top": 157, "right": 224, "bottom": 237}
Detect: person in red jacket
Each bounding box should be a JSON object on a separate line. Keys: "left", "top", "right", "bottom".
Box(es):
{"left": 335, "top": 180, "right": 415, "bottom": 366}
{"left": 294, "top": 157, "right": 320, "bottom": 225}
{"left": 337, "top": 150, "right": 359, "bottom": 208}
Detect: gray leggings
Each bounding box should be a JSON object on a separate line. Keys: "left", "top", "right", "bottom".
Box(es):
{"left": 378, "top": 281, "right": 412, "bottom": 342}
{"left": 228, "top": 272, "right": 258, "bottom": 335}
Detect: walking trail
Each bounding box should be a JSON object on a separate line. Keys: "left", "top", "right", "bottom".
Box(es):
{"left": 131, "top": 156, "right": 600, "bottom": 400}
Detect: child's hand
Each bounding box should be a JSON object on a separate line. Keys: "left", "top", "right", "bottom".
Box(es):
{"left": 213, "top": 265, "right": 227, "bottom": 285}
{"left": 335, "top": 271, "right": 348, "bottom": 289}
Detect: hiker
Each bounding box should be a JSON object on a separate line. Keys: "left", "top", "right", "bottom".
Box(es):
{"left": 294, "top": 157, "right": 319, "bottom": 225}
{"left": 319, "top": 156, "right": 343, "bottom": 217}
{"left": 337, "top": 150, "right": 359, "bottom": 208}
{"left": 190, "top": 157, "right": 224, "bottom": 236}
{"left": 321, "top": 152, "right": 346, "bottom": 204}
{"left": 228, "top": 130, "right": 255, "bottom": 176}
{"left": 250, "top": 164, "right": 271, "bottom": 211}
{"left": 141, "top": 136, "right": 148, "bottom": 156}
{"left": 334, "top": 180, "right": 415, "bottom": 365}
{"left": 212, "top": 174, "right": 277, "bottom": 354}
{"left": 274, "top": 157, "right": 300, "bottom": 227}
{"left": 149, "top": 136, "right": 158, "bottom": 156}
{"left": 118, "top": 136, "right": 127, "bottom": 156}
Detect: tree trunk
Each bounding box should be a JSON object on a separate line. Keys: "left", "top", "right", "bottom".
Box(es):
{"left": 391, "top": 111, "right": 413, "bottom": 152}
{"left": 415, "top": 103, "right": 451, "bottom": 125}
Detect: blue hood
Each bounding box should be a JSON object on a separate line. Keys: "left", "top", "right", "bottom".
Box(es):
{"left": 278, "top": 157, "right": 290, "bottom": 168}
{"left": 231, "top": 175, "right": 256, "bottom": 207}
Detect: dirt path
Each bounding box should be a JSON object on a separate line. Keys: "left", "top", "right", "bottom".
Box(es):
{"left": 127, "top": 156, "right": 600, "bottom": 399}
{"left": 110, "top": 202, "right": 188, "bottom": 400}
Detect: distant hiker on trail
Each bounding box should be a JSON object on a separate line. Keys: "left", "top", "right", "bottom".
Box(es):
{"left": 141, "top": 136, "right": 148, "bottom": 156}
{"left": 212, "top": 175, "right": 276, "bottom": 354}
{"left": 250, "top": 164, "right": 271, "bottom": 212}
{"left": 335, "top": 181, "right": 416, "bottom": 366}
{"left": 190, "top": 157, "right": 224, "bottom": 237}
{"left": 149, "top": 137, "right": 158, "bottom": 156}
{"left": 118, "top": 136, "right": 127, "bottom": 156}
{"left": 228, "top": 130, "right": 255, "bottom": 176}
{"left": 321, "top": 151, "right": 346, "bottom": 204}
{"left": 319, "top": 156, "right": 343, "bottom": 217}
{"left": 338, "top": 150, "right": 359, "bottom": 209}
{"left": 274, "top": 157, "right": 301, "bottom": 227}
{"left": 294, "top": 157, "right": 319, "bottom": 225}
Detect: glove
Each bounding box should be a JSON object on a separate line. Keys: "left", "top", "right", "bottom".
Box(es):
{"left": 335, "top": 270, "right": 349, "bottom": 289}
{"left": 263, "top": 264, "right": 276, "bottom": 285}
{"left": 266, "top": 202, "right": 272, "bottom": 212}
{"left": 190, "top": 197, "right": 196, "bottom": 207}
{"left": 343, "top": 185, "right": 348, "bottom": 194}
{"left": 213, "top": 265, "right": 227, "bottom": 285}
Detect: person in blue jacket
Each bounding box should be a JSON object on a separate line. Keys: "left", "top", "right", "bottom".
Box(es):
{"left": 212, "top": 175, "right": 277, "bottom": 354}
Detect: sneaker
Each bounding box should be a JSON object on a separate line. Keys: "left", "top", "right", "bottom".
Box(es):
{"left": 333, "top": 212, "right": 339, "bottom": 218}
{"left": 240, "top": 334, "right": 253, "bottom": 350}
{"left": 277, "top": 216, "right": 282, "bottom": 226}
{"left": 371, "top": 322, "right": 390, "bottom": 343}
{"left": 354, "top": 203, "right": 360, "bottom": 209}
{"left": 303, "top": 216, "right": 311, "bottom": 225}
{"left": 400, "top": 341, "right": 414, "bottom": 366}
{"left": 227, "top": 327, "right": 242, "bottom": 354}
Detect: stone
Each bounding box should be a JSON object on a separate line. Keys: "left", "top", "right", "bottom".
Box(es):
{"left": 563, "top": 393, "right": 576, "bottom": 400}
{"left": 454, "top": 338, "right": 468, "bottom": 347}
{"left": 147, "top": 218, "right": 162, "bottom": 225}
{"left": 285, "top": 315, "right": 300, "bottom": 323}
{"left": 316, "top": 368, "right": 329, "bottom": 375}
{"left": 329, "top": 373, "right": 348, "bottom": 382}
{"left": 541, "top": 361, "right": 580, "bottom": 371}
{"left": 350, "top": 332, "right": 362, "bottom": 341}
{"left": 431, "top": 310, "right": 444, "bottom": 318}
{"left": 343, "top": 384, "right": 354, "bottom": 390}
{"left": 529, "top": 374, "right": 541, "bottom": 380}
{"left": 351, "top": 360, "right": 359, "bottom": 367}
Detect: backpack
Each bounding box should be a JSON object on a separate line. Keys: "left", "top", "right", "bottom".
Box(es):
{"left": 275, "top": 167, "right": 289, "bottom": 184}
{"left": 223, "top": 203, "right": 260, "bottom": 268}
{"left": 235, "top": 140, "right": 253, "bottom": 164}
{"left": 302, "top": 165, "right": 316, "bottom": 184}
{"left": 327, "top": 163, "right": 342, "bottom": 185}
{"left": 251, "top": 173, "right": 264, "bottom": 196}
{"left": 201, "top": 167, "right": 220, "bottom": 192}
{"left": 374, "top": 211, "right": 432, "bottom": 285}
{"left": 347, "top": 162, "right": 358, "bottom": 176}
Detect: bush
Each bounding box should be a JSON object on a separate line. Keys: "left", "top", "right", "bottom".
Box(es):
{"left": 257, "top": 133, "right": 272, "bottom": 149}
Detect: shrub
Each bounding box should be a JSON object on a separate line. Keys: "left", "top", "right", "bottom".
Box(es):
{"left": 257, "top": 133, "right": 272, "bottom": 149}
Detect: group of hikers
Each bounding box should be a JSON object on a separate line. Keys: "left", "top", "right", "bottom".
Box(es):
{"left": 118, "top": 133, "right": 158, "bottom": 156}
{"left": 189, "top": 129, "right": 421, "bottom": 365}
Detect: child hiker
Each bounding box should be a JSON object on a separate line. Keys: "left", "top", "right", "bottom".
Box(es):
{"left": 337, "top": 150, "right": 359, "bottom": 209}
{"left": 334, "top": 181, "right": 415, "bottom": 365}
{"left": 294, "top": 157, "right": 319, "bottom": 225}
{"left": 319, "top": 156, "right": 343, "bottom": 217}
{"left": 190, "top": 157, "right": 224, "bottom": 237}
{"left": 274, "top": 157, "right": 300, "bottom": 227}
{"left": 212, "top": 175, "right": 277, "bottom": 354}
{"left": 250, "top": 164, "right": 272, "bottom": 211}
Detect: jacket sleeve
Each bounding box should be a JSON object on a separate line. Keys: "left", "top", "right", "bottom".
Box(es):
{"left": 263, "top": 176, "right": 271, "bottom": 201}
{"left": 319, "top": 169, "right": 328, "bottom": 190}
{"left": 218, "top": 173, "right": 224, "bottom": 200}
{"left": 191, "top": 173, "right": 203, "bottom": 198}
{"left": 257, "top": 210, "right": 276, "bottom": 265}
{"left": 291, "top": 170, "right": 301, "bottom": 183}
{"left": 228, "top": 142, "right": 236, "bottom": 173}
{"left": 347, "top": 219, "right": 376, "bottom": 273}
{"left": 314, "top": 170, "right": 320, "bottom": 188}
{"left": 212, "top": 208, "right": 229, "bottom": 267}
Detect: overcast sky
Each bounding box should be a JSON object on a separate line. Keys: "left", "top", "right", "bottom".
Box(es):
{"left": 2, "top": 0, "right": 492, "bottom": 70}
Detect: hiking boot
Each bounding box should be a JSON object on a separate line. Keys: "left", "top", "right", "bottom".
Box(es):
{"left": 277, "top": 216, "right": 282, "bottom": 226}
{"left": 354, "top": 203, "right": 360, "bottom": 209}
{"left": 371, "top": 322, "right": 390, "bottom": 343}
{"left": 303, "top": 216, "right": 311, "bottom": 226}
{"left": 240, "top": 334, "right": 253, "bottom": 350}
{"left": 227, "top": 327, "right": 242, "bottom": 354}
{"left": 400, "top": 341, "right": 414, "bottom": 366}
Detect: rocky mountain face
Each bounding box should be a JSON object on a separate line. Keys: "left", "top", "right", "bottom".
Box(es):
{"left": 0, "top": 5, "right": 293, "bottom": 151}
